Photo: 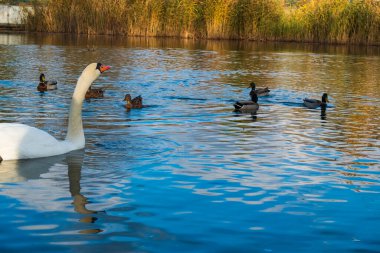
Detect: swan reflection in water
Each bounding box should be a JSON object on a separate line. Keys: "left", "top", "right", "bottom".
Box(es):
{"left": 0, "top": 150, "right": 102, "bottom": 234}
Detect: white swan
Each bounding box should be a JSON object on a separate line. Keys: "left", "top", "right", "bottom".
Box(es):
{"left": 0, "top": 63, "right": 110, "bottom": 161}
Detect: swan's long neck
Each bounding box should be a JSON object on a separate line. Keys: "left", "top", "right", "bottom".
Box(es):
{"left": 65, "top": 74, "right": 95, "bottom": 147}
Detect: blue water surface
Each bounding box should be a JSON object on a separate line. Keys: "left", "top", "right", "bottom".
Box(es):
{"left": 0, "top": 33, "right": 379, "bottom": 253}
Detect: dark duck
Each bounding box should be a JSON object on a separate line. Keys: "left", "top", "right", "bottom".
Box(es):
{"left": 303, "top": 93, "right": 329, "bottom": 109}
{"left": 249, "top": 82, "right": 270, "bottom": 96}
{"left": 37, "top": 73, "right": 57, "bottom": 92}
{"left": 234, "top": 91, "right": 259, "bottom": 113}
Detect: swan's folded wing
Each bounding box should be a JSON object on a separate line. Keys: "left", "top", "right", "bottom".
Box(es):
{"left": 0, "top": 123, "right": 63, "bottom": 160}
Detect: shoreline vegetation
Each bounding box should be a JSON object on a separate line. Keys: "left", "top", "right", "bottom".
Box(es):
{"left": 23, "top": 0, "right": 380, "bottom": 46}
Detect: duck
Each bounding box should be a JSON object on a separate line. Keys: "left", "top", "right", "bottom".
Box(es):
{"left": 37, "top": 73, "right": 58, "bottom": 92}
{"left": 249, "top": 82, "right": 270, "bottom": 96}
{"left": 85, "top": 86, "right": 104, "bottom": 99}
{"left": 234, "top": 91, "right": 259, "bottom": 113}
{"left": 303, "top": 93, "right": 329, "bottom": 109}
{"left": 124, "top": 94, "right": 143, "bottom": 109}
{"left": 0, "top": 62, "right": 110, "bottom": 161}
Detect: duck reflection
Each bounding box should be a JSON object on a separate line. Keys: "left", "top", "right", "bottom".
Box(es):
{"left": 321, "top": 105, "right": 327, "bottom": 120}
{"left": 233, "top": 111, "right": 258, "bottom": 122}
{"left": 250, "top": 113, "right": 258, "bottom": 121}
{"left": 0, "top": 151, "right": 102, "bottom": 234}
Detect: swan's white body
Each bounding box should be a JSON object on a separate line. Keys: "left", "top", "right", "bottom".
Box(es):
{"left": 0, "top": 63, "right": 109, "bottom": 161}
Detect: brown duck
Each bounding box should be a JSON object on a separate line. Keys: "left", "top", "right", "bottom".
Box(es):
{"left": 85, "top": 86, "right": 104, "bottom": 99}
{"left": 124, "top": 94, "right": 143, "bottom": 109}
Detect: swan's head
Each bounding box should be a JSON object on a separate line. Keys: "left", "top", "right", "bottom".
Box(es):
{"left": 96, "top": 62, "right": 111, "bottom": 74}
{"left": 80, "top": 63, "right": 111, "bottom": 84}
{"left": 73, "top": 63, "right": 110, "bottom": 100}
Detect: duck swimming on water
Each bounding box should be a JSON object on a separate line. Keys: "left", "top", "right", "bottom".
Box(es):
{"left": 303, "top": 93, "right": 329, "bottom": 109}
{"left": 85, "top": 86, "right": 104, "bottom": 99}
{"left": 234, "top": 91, "right": 259, "bottom": 113}
{"left": 124, "top": 94, "right": 143, "bottom": 109}
{"left": 249, "top": 82, "right": 270, "bottom": 97}
{"left": 37, "top": 73, "right": 57, "bottom": 92}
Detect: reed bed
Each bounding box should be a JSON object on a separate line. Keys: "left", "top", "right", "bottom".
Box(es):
{"left": 24, "top": 0, "right": 380, "bottom": 45}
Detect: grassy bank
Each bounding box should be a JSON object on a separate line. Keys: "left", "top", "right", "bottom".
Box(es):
{"left": 25, "top": 0, "right": 380, "bottom": 45}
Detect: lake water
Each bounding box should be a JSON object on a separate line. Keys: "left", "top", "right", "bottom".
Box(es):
{"left": 0, "top": 33, "right": 379, "bottom": 253}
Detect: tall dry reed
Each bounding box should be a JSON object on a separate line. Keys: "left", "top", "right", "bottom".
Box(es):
{"left": 25, "top": 0, "right": 380, "bottom": 45}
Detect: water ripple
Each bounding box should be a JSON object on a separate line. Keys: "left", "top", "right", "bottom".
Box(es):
{"left": 0, "top": 35, "right": 380, "bottom": 252}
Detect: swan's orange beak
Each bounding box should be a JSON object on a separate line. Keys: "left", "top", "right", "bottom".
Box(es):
{"left": 99, "top": 65, "right": 111, "bottom": 73}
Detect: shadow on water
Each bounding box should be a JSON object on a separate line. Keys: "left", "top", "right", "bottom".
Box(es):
{"left": 0, "top": 150, "right": 102, "bottom": 234}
